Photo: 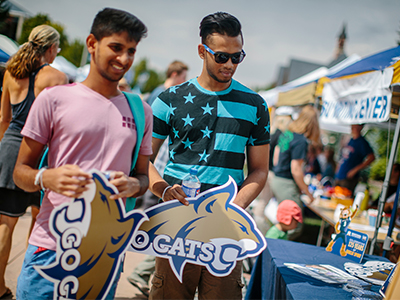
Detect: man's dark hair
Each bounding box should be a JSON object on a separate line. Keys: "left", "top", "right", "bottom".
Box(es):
{"left": 91, "top": 8, "right": 147, "bottom": 43}
{"left": 199, "top": 12, "right": 243, "bottom": 45}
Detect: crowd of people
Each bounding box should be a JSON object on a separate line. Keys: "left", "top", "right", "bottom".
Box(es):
{"left": 264, "top": 105, "right": 378, "bottom": 240}
{"left": 0, "top": 7, "right": 269, "bottom": 300}
{"left": 0, "top": 5, "right": 397, "bottom": 300}
{"left": 0, "top": 25, "right": 68, "bottom": 299}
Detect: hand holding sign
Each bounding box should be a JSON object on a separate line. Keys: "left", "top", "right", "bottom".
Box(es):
{"left": 36, "top": 170, "right": 147, "bottom": 300}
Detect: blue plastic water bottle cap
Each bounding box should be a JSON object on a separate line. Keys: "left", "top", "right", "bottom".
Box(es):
{"left": 190, "top": 168, "right": 198, "bottom": 175}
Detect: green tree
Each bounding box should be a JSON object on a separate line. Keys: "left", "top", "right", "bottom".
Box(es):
{"left": 19, "top": 14, "right": 68, "bottom": 51}
{"left": 132, "top": 58, "right": 148, "bottom": 87}
{"left": 142, "top": 69, "right": 163, "bottom": 94}
{"left": 19, "top": 14, "right": 85, "bottom": 67}
{"left": 61, "top": 38, "right": 84, "bottom": 68}
{"left": 369, "top": 127, "right": 400, "bottom": 180}
{"left": 131, "top": 58, "right": 163, "bottom": 94}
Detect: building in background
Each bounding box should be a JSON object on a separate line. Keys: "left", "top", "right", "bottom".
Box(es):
{"left": 0, "top": 0, "right": 30, "bottom": 41}
{"left": 275, "top": 24, "right": 348, "bottom": 86}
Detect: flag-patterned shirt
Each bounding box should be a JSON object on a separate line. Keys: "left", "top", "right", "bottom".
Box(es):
{"left": 152, "top": 78, "right": 270, "bottom": 191}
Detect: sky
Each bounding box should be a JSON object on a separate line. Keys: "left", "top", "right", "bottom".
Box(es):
{"left": 11, "top": 0, "right": 400, "bottom": 89}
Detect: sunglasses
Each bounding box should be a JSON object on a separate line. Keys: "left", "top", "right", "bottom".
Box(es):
{"left": 203, "top": 44, "right": 246, "bottom": 64}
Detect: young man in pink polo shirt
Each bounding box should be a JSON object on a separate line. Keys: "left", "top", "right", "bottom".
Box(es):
{"left": 13, "top": 8, "right": 153, "bottom": 299}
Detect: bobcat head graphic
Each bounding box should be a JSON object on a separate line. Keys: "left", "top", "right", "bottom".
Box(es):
{"left": 36, "top": 170, "right": 147, "bottom": 300}
{"left": 130, "top": 176, "right": 266, "bottom": 282}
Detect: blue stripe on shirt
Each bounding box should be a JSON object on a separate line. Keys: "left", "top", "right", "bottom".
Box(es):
{"left": 163, "top": 163, "right": 244, "bottom": 187}
{"left": 152, "top": 97, "right": 170, "bottom": 123}
{"left": 214, "top": 133, "right": 247, "bottom": 154}
{"left": 217, "top": 101, "right": 258, "bottom": 124}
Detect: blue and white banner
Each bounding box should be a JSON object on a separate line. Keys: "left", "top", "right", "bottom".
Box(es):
{"left": 320, "top": 68, "right": 394, "bottom": 124}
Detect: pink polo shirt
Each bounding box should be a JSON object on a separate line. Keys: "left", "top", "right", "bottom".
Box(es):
{"left": 22, "top": 82, "right": 153, "bottom": 250}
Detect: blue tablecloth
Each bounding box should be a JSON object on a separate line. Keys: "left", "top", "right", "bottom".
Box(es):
{"left": 245, "top": 238, "right": 388, "bottom": 300}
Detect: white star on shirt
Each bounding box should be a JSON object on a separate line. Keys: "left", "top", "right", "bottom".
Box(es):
{"left": 198, "top": 150, "right": 210, "bottom": 162}
{"left": 182, "top": 114, "right": 195, "bottom": 127}
{"left": 184, "top": 92, "right": 196, "bottom": 104}
{"left": 201, "top": 126, "right": 213, "bottom": 139}
{"left": 169, "top": 86, "right": 178, "bottom": 93}
{"left": 201, "top": 103, "right": 214, "bottom": 115}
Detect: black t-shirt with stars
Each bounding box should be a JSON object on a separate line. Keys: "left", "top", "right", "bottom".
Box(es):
{"left": 151, "top": 78, "right": 270, "bottom": 192}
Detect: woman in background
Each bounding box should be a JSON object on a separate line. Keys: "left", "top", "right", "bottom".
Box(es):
{"left": 0, "top": 25, "right": 67, "bottom": 298}
{"left": 270, "top": 105, "right": 320, "bottom": 240}
{"left": 322, "top": 146, "right": 337, "bottom": 180}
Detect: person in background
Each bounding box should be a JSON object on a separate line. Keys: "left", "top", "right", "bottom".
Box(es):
{"left": 316, "top": 144, "right": 327, "bottom": 174}
{"left": 270, "top": 105, "right": 320, "bottom": 240}
{"left": 322, "top": 146, "right": 337, "bottom": 181}
{"left": 127, "top": 60, "right": 188, "bottom": 297}
{"left": 253, "top": 105, "right": 295, "bottom": 236}
{"left": 370, "top": 163, "right": 400, "bottom": 209}
{"left": 138, "top": 60, "right": 188, "bottom": 210}
{"left": 0, "top": 25, "right": 68, "bottom": 299}
{"left": 13, "top": 8, "right": 152, "bottom": 299}
{"left": 145, "top": 60, "right": 188, "bottom": 106}
{"left": 383, "top": 190, "right": 400, "bottom": 263}
{"left": 269, "top": 106, "right": 294, "bottom": 171}
{"left": 336, "top": 124, "right": 375, "bottom": 196}
{"left": 148, "top": 12, "right": 270, "bottom": 299}
{"left": 265, "top": 199, "right": 303, "bottom": 240}
{"left": 118, "top": 77, "right": 132, "bottom": 92}
{"left": 305, "top": 144, "right": 321, "bottom": 178}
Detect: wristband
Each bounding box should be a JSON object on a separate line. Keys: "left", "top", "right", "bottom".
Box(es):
{"left": 161, "top": 185, "right": 172, "bottom": 202}
{"left": 34, "top": 167, "right": 48, "bottom": 191}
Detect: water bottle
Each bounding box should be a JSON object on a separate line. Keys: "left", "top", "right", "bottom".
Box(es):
{"left": 182, "top": 168, "right": 201, "bottom": 198}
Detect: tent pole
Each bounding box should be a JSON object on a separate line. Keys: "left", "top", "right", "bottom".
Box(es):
{"left": 382, "top": 176, "right": 400, "bottom": 257}
{"left": 369, "top": 117, "right": 400, "bottom": 254}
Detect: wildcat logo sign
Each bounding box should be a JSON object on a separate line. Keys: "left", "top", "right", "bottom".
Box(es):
{"left": 35, "top": 169, "right": 147, "bottom": 300}
{"left": 129, "top": 176, "right": 267, "bottom": 282}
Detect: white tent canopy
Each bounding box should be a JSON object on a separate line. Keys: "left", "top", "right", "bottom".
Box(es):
{"left": 75, "top": 64, "right": 91, "bottom": 82}
{"left": 258, "top": 54, "right": 361, "bottom": 107}
{"left": 51, "top": 56, "right": 78, "bottom": 82}
{"left": 0, "top": 34, "right": 19, "bottom": 56}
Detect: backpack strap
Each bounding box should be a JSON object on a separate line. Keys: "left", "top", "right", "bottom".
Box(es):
{"left": 122, "top": 91, "right": 146, "bottom": 212}
{"left": 38, "top": 147, "right": 49, "bottom": 204}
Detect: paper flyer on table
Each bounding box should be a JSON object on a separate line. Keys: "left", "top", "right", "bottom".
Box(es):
{"left": 284, "top": 263, "right": 358, "bottom": 284}
{"left": 380, "top": 264, "right": 397, "bottom": 297}
{"left": 344, "top": 260, "right": 396, "bottom": 285}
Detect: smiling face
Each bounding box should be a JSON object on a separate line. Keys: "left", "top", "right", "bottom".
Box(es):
{"left": 88, "top": 31, "right": 137, "bottom": 83}
{"left": 199, "top": 33, "right": 243, "bottom": 89}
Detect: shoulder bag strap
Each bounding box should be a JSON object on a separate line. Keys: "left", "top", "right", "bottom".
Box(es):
{"left": 122, "top": 91, "right": 146, "bottom": 211}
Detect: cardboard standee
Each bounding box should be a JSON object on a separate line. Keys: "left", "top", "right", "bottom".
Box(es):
{"left": 326, "top": 205, "right": 368, "bottom": 263}
{"left": 37, "top": 172, "right": 266, "bottom": 298}
{"left": 129, "top": 176, "right": 267, "bottom": 283}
